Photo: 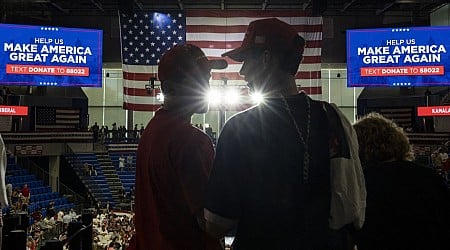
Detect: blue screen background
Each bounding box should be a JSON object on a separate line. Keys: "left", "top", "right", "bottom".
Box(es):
{"left": 0, "top": 23, "right": 103, "bottom": 87}
{"left": 347, "top": 26, "right": 450, "bottom": 87}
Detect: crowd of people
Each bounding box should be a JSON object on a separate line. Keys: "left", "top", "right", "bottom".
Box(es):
{"left": 5, "top": 183, "right": 31, "bottom": 214}
{"left": 24, "top": 204, "right": 135, "bottom": 250}
{"left": 89, "top": 121, "right": 216, "bottom": 146}
{"left": 92, "top": 210, "right": 134, "bottom": 250}
{"left": 118, "top": 154, "right": 134, "bottom": 172}
{"left": 26, "top": 206, "right": 79, "bottom": 250}
{"left": 1, "top": 179, "right": 82, "bottom": 250}
{"left": 2, "top": 164, "right": 134, "bottom": 250}
{"left": 431, "top": 142, "right": 450, "bottom": 180}
{"left": 90, "top": 122, "right": 145, "bottom": 144}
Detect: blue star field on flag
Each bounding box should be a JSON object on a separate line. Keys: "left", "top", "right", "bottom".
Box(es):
{"left": 120, "top": 11, "right": 186, "bottom": 66}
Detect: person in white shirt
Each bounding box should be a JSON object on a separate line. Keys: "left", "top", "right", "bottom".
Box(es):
{"left": 69, "top": 209, "right": 77, "bottom": 219}
{"left": 63, "top": 213, "right": 72, "bottom": 224}
{"left": 119, "top": 155, "right": 125, "bottom": 172}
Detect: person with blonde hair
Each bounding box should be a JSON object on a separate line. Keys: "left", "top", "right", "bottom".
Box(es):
{"left": 353, "top": 112, "right": 450, "bottom": 250}
{"left": 354, "top": 112, "right": 415, "bottom": 166}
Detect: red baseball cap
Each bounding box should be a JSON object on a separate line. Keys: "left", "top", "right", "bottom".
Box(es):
{"left": 222, "top": 18, "right": 305, "bottom": 62}
{"left": 158, "top": 44, "right": 227, "bottom": 82}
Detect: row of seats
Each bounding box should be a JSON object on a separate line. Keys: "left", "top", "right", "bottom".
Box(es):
{"left": 73, "top": 152, "right": 97, "bottom": 159}
{"left": 96, "top": 194, "right": 115, "bottom": 204}
{"left": 30, "top": 197, "right": 70, "bottom": 211}
{"left": 6, "top": 174, "right": 36, "bottom": 185}
{"left": 67, "top": 153, "right": 99, "bottom": 167}
{"left": 121, "top": 179, "right": 134, "bottom": 185}
{"left": 89, "top": 187, "right": 111, "bottom": 194}
{"left": 6, "top": 168, "right": 29, "bottom": 176}
{"left": 12, "top": 180, "right": 43, "bottom": 189}
{"left": 71, "top": 153, "right": 115, "bottom": 206}
{"left": 120, "top": 175, "right": 135, "bottom": 183}
{"left": 7, "top": 157, "right": 16, "bottom": 165}
{"left": 5, "top": 159, "right": 76, "bottom": 218}
{"left": 117, "top": 173, "right": 134, "bottom": 180}
{"left": 86, "top": 183, "right": 109, "bottom": 189}
{"left": 30, "top": 186, "right": 53, "bottom": 195}
{"left": 27, "top": 199, "right": 74, "bottom": 215}
{"left": 30, "top": 192, "right": 59, "bottom": 203}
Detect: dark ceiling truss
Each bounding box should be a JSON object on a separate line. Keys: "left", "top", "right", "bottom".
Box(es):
{"left": 135, "top": 0, "right": 144, "bottom": 11}
{"left": 302, "top": 0, "right": 312, "bottom": 10}
{"left": 342, "top": 0, "right": 358, "bottom": 11}
{"left": 0, "top": 0, "right": 448, "bottom": 20}
{"left": 49, "top": 0, "right": 68, "bottom": 14}
{"left": 89, "top": 0, "right": 104, "bottom": 12}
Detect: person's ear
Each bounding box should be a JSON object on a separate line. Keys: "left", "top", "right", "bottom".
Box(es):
{"left": 262, "top": 50, "right": 272, "bottom": 70}
{"left": 161, "top": 80, "right": 177, "bottom": 96}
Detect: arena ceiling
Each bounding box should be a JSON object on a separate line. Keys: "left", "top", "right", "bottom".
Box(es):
{"left": 1, "top": 0, "right": 447, "bottom": 21}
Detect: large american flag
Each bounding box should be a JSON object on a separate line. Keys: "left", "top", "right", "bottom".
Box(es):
{"left": 35, "top": 107, "right": 80, "bottom": 131}
{"left": 120, "top": 10, "right": 323, "bottom": 111}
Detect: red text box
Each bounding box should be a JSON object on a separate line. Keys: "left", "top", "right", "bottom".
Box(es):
{"left": 361, "top": 66, "right": 444, "bottom": 76}
{"left": 6, "top": 64, "right": 90, "bottom": 77}
{"left": 417, "top": 106, "right": 450, "bottom": 116}
{"left": 0, "top": 105, "right": 28, "bottom": 116}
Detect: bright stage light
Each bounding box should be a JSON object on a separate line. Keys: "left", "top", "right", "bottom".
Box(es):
{"left": 250, "top": 92, "right": 264, "bottom": 104}
{"left": 224, "top": 89, "right": 240, "bottom": 104}
{"left": 207, "top": 90, "right": 221, "bottom": 105}
{"left": 156, "top": 93, "right": 164, "bottom": 102}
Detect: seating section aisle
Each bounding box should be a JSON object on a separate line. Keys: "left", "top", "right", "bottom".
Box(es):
{"left": 67, "top": 153, "right": 115, "bottom": 206}
{"left": 4, "top": 157, "right": 74, "bottom": 216}
{"left": 110, "top": 152, "right": 136, "bottom": 193}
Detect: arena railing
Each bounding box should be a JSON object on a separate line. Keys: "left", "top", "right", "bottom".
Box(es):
{"left": 106, "top": 143, "right": 139, "bottom": 152}
{"left": 3, "top": 131, "right": 94, "bottom": 143}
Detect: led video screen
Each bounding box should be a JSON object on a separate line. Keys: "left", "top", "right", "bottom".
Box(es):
{"left": 347, "top": 26, "right": 450, "bottom": 87}
{"left": 0, "top": 23, "right": 103, "bottom": 87}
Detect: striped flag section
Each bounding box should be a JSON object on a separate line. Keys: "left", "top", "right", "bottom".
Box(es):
{"left": 121, "top": 10, "right": 323, "bottom": 111}
{"left": 35, "top": 108, "right": 80, "bottom": 131}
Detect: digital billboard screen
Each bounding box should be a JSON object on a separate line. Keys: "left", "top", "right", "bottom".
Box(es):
{"left": 347, "top": 26, "right": 450, "bottom": 87}
{"left": 0, "top": 23, "right": 103, "bottom": 87}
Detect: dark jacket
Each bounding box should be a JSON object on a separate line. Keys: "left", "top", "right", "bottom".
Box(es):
{"left": 355, "top": 160, "right": 450, "bottom": 250}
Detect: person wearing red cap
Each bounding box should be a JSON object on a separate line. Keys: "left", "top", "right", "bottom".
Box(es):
{"left": 204, "top": 18, "right": 366, "bottom": 249}
{"left": 133, "top": 44, "right": 225, "bottom": 250}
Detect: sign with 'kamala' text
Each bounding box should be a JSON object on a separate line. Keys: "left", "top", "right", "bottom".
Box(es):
{"left": 0, "top": 23, "right": 102, "bottom": 87}
{"left": 417, "top": 106, "right": 450, "bottom": 116}
{"left": 347, "top": 26, "right": 450, "bottom": 87}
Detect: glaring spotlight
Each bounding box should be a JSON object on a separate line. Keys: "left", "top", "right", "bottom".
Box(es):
{"left": 250, "top": 92, "right": 264, "bottom": 104}
{"left": 156, "top": 93, "right": 164, "bottom": 102}
{"left": 224, "top": 89, "right": 240, "bottom": 105}
{"left": 207, "top": 90, "right": 221, "bottom": 105}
